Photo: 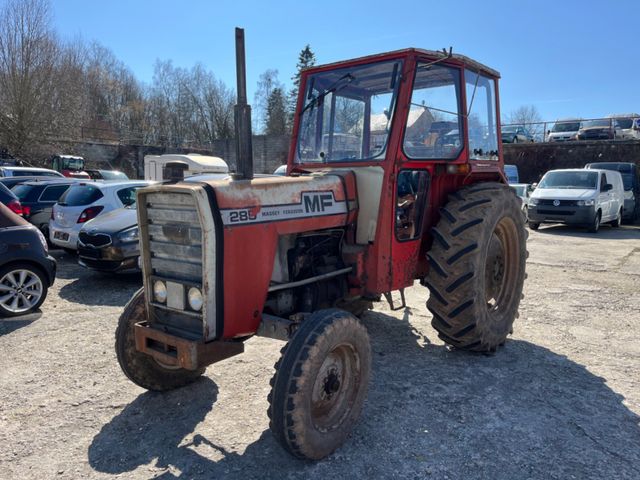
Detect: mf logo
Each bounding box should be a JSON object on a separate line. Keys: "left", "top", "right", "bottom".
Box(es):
{"left": 303, "top": 192, "right": 334, "bottom": 213}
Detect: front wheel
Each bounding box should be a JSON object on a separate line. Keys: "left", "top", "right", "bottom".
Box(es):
{"left": 424, "top": 183, "right": 528, "bottom": 352}
{"left": 611, "top": 209, "right": 622, "bottom": 228}
{"left": 587, "top": 211, "right": 601, "bottom": 233}
{"left": 115, "top": 288, "right": 205, "bottom": 391}
{"left": 528, "top": 222, "right": 540, "bottom": 230}
{"left": 267, "top": 309, "right": 371, "bottom": 460}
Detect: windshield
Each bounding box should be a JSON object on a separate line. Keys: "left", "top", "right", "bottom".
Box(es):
{"left": 552, "top": 122, "right": 580, "bottom": 132}
{"left": 511, "top": 185, "right": 526, "bottom": 197}
{"left": 581, "top": 119, "right": 610, "bottom": 129}
{"left": 615, "top": 118, "right": 633, "bottom": 129}
{"left": 502, "top": 126, "right": 518, "bottom": 133}
{"left": 296, "top": 60, "right": 402, "bottom": 163}
{"left": 539, "top": 171, "right": 598, "bottom": 190}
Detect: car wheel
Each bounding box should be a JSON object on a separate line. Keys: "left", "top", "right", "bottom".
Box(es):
{"left": 0, "top": 264, "right": 48, "bottom": 317}
{"left": 587, "top": 211, "right": 601, "bottom": 233}
{"left": 512, "top": 136, "right": 519, "bottom": 143}
{"left": 611, "top": 209, "right": 622, "bottom": 228}
{"left": 528, "top": 222, "right": 540, "bottom": 230}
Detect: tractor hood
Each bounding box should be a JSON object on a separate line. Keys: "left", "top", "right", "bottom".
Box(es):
{"left": 196, "top": 171, "right": 358, "bottom": 228}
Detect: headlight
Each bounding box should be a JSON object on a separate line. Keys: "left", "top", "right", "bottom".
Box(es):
{"left": 153, "top": 280, "right": 167, "bottom": 303}
{"left": 577, "top": 199, "right": 595, "bottom": 206}
{"left": 117, "top": 226, "right": 139, "bottom": 242}
{"left": 188, "top": 287, "right": 203, "bottom": 311}
{"left": 530, "top": 198, "right": 539, "bottom": 206}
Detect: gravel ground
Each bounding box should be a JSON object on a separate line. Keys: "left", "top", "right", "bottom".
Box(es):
{"left": 1, "top": 223, "right": 639, "bottom": 480}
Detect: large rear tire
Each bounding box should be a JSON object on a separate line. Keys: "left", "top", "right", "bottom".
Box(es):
{"left": 267, "top": 309, "right": 371, "bottom": 460}
{"left": 115, "top": 288, "right": 205, "bottom": 391}
{"left": 424, "top": 183, "right": 527, "bottom": 352}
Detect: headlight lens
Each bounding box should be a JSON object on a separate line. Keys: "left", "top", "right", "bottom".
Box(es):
{"left": 577, "top": 199, "right": 595, "bottom": 206}
{"left": 118, "top": 226, "right": 139, "bottom": 242}
{"left": 153, "top": 280, "right": 167, "bottom": 303}
{"left": 530, "top": 198, "right": 539, "bottom": 206}
{"left": 188, "top": 287, "right": 203, "bottom": 311}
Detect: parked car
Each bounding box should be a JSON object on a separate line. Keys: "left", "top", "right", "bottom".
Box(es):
{"left": 0, "top": 182, "right": 23, "bottom": 216}
{"left": 504, "top": 164, "right": 519, "bottom": 183}
{"left": 528, "top": 169, "right": 625, "bottom": 233}
{"left": 510, "top": 183, "right": 532, "bottom": 222}
{"left": 501, "top": 125, "right": 534, "bottom": 143}
{"left": 0, "top": 175, "right": 66, "bottom": 190}
{"left": 576, "top": 119, "right": 616, "bottom": 140}
{"left": 0, "top": 166, "right": 63, "bottom": 178}
{"left": 585, "top": 162, "right": 640, "bottom": 222}
{"left": 10, "top": 179, "right": 79, "bottom": 239}
{"left": 77, "top": 206, "right": 139, "bottom": 273}
{"left": 607, "top": 114, "right": 640, "bottom": 140}
{"left": 0, "top": 203, "right": 56, "bottom": 317}
{"left": 86, "top": 169, "right": 129, "bottom": 181}
{"left": 49, "top": 180, "right": 154, "bottom": 251}
{"left": 547, "top": 119, "right": 581, "bottom": 142}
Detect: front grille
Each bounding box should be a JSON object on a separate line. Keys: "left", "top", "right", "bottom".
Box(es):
{"left": 538, "top": 209, "right": 575, "bottom": 216}
{"left": 537, "top": 199, "right": 579, "bottom": 206}
{"left": 140, "top": 190, "right": 208, "bottom": 339}
{"left": 79, "top": 231, "right": 111, "bottom": 247}
{"left": 144, "top": 192, "right": 203, "bottom": 283}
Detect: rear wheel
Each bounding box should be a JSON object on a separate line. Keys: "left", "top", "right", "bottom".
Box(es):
{"left": 528, "top": 222, "right": 539, "bottom": 230}
{"left": 267, "top": 309, "right": 371, "bottom": 460}
{"left": 0, "top": 264, "right": 48, "bottom": 317}
{"left": 587, "top": 211, "right": 601, "bottom": 233}
{"left": 115, "top": 288, "right": 205, "bottom": 391}
{"left": 424, "top": 183, "right": 527, "bottom": 352}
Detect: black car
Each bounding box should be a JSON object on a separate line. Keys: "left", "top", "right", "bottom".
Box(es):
{"left": 11, "top": 179, "right": 79, "bottom": 238}
{"left": 0, "top": 175, "right": 63, "bottom": 190}
{"left": 78, "top": 206, "right": 140, "bottom": 273}
{"left": 0, "top": 182, "right": 23, "bottom": 216}
{"left": 0, "top": 203, "right": 56, "bottom": 317}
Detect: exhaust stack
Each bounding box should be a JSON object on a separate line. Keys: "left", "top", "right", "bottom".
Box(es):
{"left": 233, "top": 27, "right": 254, "bottom": 180}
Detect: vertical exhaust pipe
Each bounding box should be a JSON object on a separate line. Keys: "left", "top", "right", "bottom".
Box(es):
{"left": 233, "top": 27, "right": 254, "bottom": 180}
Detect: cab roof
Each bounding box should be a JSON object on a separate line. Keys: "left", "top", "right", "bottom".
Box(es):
{"left": 305, "top": 48, "right": 500, "bottom": 79}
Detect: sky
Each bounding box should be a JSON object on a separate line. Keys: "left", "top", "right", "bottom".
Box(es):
{"left": 49, "top": 0, "right": 640, "bottom": 123}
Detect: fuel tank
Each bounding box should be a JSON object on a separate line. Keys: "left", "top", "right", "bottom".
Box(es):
{"left": 199, "top": 171, "right": 358, "bottom": 338}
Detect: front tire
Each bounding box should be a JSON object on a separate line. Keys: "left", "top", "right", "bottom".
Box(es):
{"left": 611, "top": 209, "right": 622, "bottom": 228}
{"left": 528, "top": 222, "right": 540, "bottom": 230}
{"left": 115, "top": 288, "right": 205, "bottom": 391}
{"left": 587, "top": 211, "right": 601, "bottom": 233}
{"left": 424, "top": 183, "right": 527, "bottom": 352}
{"left": 267, "top": 309, "right": 371, "bottom": 460}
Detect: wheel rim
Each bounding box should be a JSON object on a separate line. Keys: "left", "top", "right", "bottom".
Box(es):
{"left": 484, "top": 217, "right": 520, "bottom": 312}
{"left": 310, "top": 343, "right": 361, "bottom": 433}
{"left": 0, "top": 269, "right": 43, "bottom": 314}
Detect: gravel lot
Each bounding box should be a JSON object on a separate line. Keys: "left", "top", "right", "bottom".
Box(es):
{"left": 1, "top": 223, "right": 639, "bottom": 480}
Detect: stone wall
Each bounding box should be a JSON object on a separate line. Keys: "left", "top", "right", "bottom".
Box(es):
{"left": 503, "top": 140, "right": 640, "bottom": 184}
{"left": 43, "top": 134, "right": 291, "bottom": 179}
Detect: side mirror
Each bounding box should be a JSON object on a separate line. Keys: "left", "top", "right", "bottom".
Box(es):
{"left": 603, "top": 183, "right": 613, "bottom": 192}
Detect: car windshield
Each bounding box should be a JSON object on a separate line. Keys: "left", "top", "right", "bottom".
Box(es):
{"left": 296, "top": 60, "right": 402, "bottom": 163}
{"left": 58, "top": 185, "right": 103, "bottom": 206}
{"left": 581, "top": 119, "right": 610, "bottom": 128}
{"left": 511, "top": 185, "right": 526, "bottom": 197}
{"left": 539, "top": 171, "right": 598, "bottom": 189}
{"left": 552, "top": 122, "right": 580, "bottom": 132}
{"left": 502, "top": 126, "right": 518, "bottom": 133}
{"left": 615, "top": 118, "right": 633, "bottom": 129}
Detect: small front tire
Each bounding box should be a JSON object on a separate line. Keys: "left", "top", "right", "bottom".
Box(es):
{"left": 267, "top": 309, "right": 371, "bottom": 460}
{"left": 587, "top": 212, "right": 601, "bottom": 233}
{"left": 115, "top": 288, "right": 205, "bottom": 391}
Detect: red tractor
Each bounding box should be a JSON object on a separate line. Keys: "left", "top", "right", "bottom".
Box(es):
{"left": 50, "top": 154, "right": 90, "bottom": 179}
{"left": 116, "top": 29, "right": 527, "bottom": 460}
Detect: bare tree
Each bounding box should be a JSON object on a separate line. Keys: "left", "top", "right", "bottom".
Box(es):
{"left": 506, "top": 104, "right": 543, "bottom": 137}
{"left": 254, "top": 69, "right": 283, "bottom": 133}
{"left": 0, "top": 0, "right": 58, "bottom": 158}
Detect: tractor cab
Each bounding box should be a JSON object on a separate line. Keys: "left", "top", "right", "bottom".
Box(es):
{"left": 50, "top": 154, "right": 90, "bottom": 179}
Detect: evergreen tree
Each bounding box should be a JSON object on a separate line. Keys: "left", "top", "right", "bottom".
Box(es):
{"left": 287, "top": 45, "right": 316, "bottom": 129}
{"left": 266, "top": 87, "right": 288, "bottom": 135}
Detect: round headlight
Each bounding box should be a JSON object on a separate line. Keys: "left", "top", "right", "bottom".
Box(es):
{"left": 153, "top": 280, "right": 167, "bottom": 303}
{"left": 188, "top": 287, "right": 203, "bottom": 311}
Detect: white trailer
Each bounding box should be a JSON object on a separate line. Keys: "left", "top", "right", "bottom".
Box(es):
{"left": 144, "top": 154, "right": 229, "bottom": 181}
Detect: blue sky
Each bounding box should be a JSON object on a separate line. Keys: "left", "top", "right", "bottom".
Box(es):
{"left": 50, "top": 0, "right": 640, "bottom": 122}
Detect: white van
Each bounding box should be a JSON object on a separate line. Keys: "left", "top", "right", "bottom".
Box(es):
{"left": 528, "top": 168, "right": 625, "bottom": 233}
{"left": 144, "top": 154, "right": 229, "bottom": 181}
